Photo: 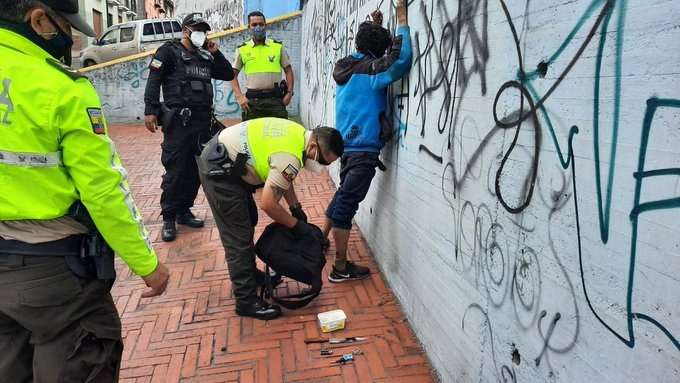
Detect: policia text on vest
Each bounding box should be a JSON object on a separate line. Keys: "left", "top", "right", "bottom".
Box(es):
{"left": 232, "top": 11, "right": 295, "bottom": 121}
{"left": 0, "top": 3, "right": 169, "bottom": 380}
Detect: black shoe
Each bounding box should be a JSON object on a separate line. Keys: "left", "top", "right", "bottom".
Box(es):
{"left": 176, "top": 212, "right": 204, "bottom": 228}
{"left": 161, "top": 220, "right": 176, "bottom": 242}
{"left": 328, "top": 261, "right": 370, "bottom": 283}
{"left": 236, "top": 299, "right": 282, "bottom": 320}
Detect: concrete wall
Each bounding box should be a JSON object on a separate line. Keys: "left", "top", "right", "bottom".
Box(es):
{"left": 300, "top": 0, "right": 680, "bottom": 382}
{"left": 174, "top": 0, "right": 244, "bottom": 31}
{"left": 85, "top": 14, "right": 301, "bottom": 123}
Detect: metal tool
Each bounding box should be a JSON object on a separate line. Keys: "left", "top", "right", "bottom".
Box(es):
{"left": 329, "top": 337, "right": 367, "bottom": 344}
{"left": 330, "top": 354, "right": 354, "bottom": 365}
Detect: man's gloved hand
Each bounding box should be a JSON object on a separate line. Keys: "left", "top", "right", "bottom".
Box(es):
{"left": 289, "top": 203, "right": 308, "bottom": 222}
{"left": 293, "top": 219, "right": 317, "bottom": 238}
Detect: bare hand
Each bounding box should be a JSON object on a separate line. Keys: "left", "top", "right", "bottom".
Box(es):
{"left": 141, "top": 261, "right": 170, "bottom": 298}
{"left": 396, "top": 0, "right": 408, "bottom": 26}
{"left": 237, "top": 94, "right": 251, "bottom": 112}
{"left": 282, "top": 92, "right": 292, "bottom": 106}
{"left": 145, "top": 115, "right": 158, "bottom": 133}
{"left": 371, "top": 9, "right": 383, "bottom": 25}
{"left": 207, "top": 40, "right": 219, "bottom": 54}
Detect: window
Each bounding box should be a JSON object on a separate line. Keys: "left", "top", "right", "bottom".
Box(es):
{"left": 120, "top": 26, "right": 135, "bottom": 43}
{"left": 171, "top": 21, "right": 181, "bottom": 32}
{"left": 107, "top": 12, "right": 113, "bottom": 27}
{"left": 153, "top": 22, "right": 164, "bottom": 36}
{"left": 99, "top": 29, "right": 118, "bottom": 45}
{"left": 143, "top": 23, "right": 154, "bottom": 36}
{"left": 162, "top": 21, "right": 173, "bottom": 34}
{"left": 92, "top": 9, "right": 103, "bottom": 37}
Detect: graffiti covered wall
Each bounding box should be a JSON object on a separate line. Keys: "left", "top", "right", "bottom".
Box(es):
{"left": 300, "top": 0, "right": 680, "bottom": 382}
{"left": 174, "top": 0, "right": 245, "bottom": 31}
{"left": 86, "top": 14, "right": 301, "bottom": 123}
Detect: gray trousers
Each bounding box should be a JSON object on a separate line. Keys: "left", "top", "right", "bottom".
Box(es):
{"left": 199, "top": 171, "right": 260, "bottom": 304}
{"left": 0, "top": 255, "right": 122, "bottom": 383}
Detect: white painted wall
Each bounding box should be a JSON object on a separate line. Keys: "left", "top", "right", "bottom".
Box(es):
{"left": 300, "top": 0, "right": 680, "bottom": 382}
{"left": 86, "top": 15, "right": 301, "bottom": 123}
{"left": 173, "top": 0, "right": 244, "bottom": 31}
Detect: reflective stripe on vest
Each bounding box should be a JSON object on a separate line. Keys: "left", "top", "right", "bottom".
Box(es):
{"left": 0, "top": 150, "right": 62, "bottom": 167}
{"left": 238, "top": 39, "right": 283, "bottom": 75}
{"left": 246, "top": 118, "right": 305, "bottom": 182}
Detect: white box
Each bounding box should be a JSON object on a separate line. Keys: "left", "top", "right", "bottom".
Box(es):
{"left": 317, "top": 309, "right": 347, "bottom": 333}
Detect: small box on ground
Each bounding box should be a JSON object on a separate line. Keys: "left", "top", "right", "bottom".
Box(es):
{"left": 317, "top": 309, "right": 347, "bottom": 333}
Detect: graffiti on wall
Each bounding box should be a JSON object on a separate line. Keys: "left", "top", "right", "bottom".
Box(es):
{"left": 301, "top": 0, "right": 680, "bottom": 381}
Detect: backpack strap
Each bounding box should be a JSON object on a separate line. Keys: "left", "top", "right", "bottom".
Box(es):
{"left": 259, "top": 262, "right": 322, "bottom": 310}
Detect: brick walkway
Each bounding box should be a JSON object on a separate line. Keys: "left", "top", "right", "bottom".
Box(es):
{"left": 109, "top": 123, "right": 436, "bottom": 383}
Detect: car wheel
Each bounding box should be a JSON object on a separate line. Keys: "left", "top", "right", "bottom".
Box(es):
{"left": 83, "top": 59, "right": 97, "bottom": 67}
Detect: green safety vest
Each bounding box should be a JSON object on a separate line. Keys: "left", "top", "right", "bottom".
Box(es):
{"left": 0, "top": 28, "right": 158, "bottom": 277}
{"left": 247, "top": 118, "right": 306, "bottom": 182}
{"left": 238, "top": 39, "right": 283, "bottom": 75}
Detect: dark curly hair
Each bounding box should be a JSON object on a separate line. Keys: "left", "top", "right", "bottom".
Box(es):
{"left": 355, "top": 21, "right": 392, "bottom": 58}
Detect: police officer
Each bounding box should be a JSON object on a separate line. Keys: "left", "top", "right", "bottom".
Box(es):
{"left": 144, "top": 13, "right": 235, "bottom": 242}
{"left": 197, "top": 118, "right": 343, "bottom": 320}
{"left": 0, "top": 1, "right": 170, "bottom": 381}
{"left": 231, "top": 11, "right": 295, "bottom": 121}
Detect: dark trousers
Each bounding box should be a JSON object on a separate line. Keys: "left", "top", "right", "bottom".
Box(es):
{"left": 198, "top": 170, "right": 260, "bottom": 304}
{"left": 242, "top": 96, "right": 288, "bottom": 121}
{"left": 325, "top": 152, "right": 380, "bottom": 231}
{"left": 0, "top": 255, "right": 122, "bottom": 382}
{"left": 160, "top": 111, "right": 211, "bottom": 220}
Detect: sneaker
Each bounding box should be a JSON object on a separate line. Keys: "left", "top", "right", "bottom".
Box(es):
{"left": 328, "top": 261, "right": 370, "bottom": 283}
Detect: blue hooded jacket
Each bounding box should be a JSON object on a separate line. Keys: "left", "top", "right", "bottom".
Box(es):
{"left": 333, "top": 26, "right": 412, "bottom": 153}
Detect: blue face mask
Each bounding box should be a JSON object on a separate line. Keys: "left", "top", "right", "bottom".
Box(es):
{"left": 251, "top": 25, "right": 266, "bottom": 40}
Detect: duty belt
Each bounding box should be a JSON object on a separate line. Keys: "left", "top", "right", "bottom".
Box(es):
{"left": 0, "top": 235, "right": 82, "bottom": 256}
{"left": 246, "top": 89, "right": 281, "bottom": 99}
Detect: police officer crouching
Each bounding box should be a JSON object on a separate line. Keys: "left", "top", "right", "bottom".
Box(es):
{"left": 144, "top": 13, "right": 235, "bottom": 242}
{"left": 0, "top": 1, "right": 170, "bottom": 381}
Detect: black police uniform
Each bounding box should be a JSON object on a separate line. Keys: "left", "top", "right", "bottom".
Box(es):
{"left": 144, "top": 39, "right": 234, "bottom": 228}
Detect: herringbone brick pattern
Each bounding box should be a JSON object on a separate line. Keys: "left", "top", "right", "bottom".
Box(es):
{"left": 109, "top": 123, "right": 436, "bottom": 383}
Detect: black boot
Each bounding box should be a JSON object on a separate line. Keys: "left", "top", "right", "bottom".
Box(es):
{"left": 235, "top": 298, "right": 282, "bottom": 320}
{"left": 177, "top": 211, "right": 204, "bottom": 228}
{"left": 161, "top": 220, "right": 177, "bottom": 242}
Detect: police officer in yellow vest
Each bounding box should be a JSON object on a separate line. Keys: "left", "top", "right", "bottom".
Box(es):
{"left": 197, "top": 118, "right": 343, "bottom": 320}
{"left": 231, "top": 11, "right": 295, "bottom": 121}
{"left": 0, "top": 1, "right": 169, "bottom": 381}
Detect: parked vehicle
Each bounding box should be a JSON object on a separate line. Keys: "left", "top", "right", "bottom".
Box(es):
{"left": 80, "top": 18, "right": 182, "bottom": 67}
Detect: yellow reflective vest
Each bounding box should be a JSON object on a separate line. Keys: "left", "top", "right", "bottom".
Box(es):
{"left": 238, "top": 39, "right": 283, "bottom": 75}
{"left": 247, "top": 118, "right": 306, "bottom": 182}
{"left": 0, "top": 29, "right": 158, "bottom": 277}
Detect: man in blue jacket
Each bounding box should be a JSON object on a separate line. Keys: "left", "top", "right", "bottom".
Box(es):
{"left": 322, "top": 1, "right": 411, "bottom": 282}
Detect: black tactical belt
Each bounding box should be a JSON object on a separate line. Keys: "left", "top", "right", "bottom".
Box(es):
{"left": 0, "top": 235, "right": 83, "bottom": 257}
{"left": 246, "top": 89, "right": 281, "bottom": 99}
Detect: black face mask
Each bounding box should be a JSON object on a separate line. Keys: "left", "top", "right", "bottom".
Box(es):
{"left": 0, "top": 15, "right": 73, "bottom": 65}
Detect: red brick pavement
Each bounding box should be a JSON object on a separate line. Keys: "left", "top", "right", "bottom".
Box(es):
{"left": 109, "top": 123, "right": 437, "bottom": 383}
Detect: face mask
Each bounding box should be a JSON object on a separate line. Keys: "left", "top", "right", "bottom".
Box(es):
{"left": 1, "top": 16, "right": 73, "bottom": 65}
{"left": 304, "top": 149, "right": 325, "bottom": 174}
{"left": 251, "top": 25, "right": 266, "bottom": 40}
{"left": 189, "top": 30, "right": 207, "bottom": 48}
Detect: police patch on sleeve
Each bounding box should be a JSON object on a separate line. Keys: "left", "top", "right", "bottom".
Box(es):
{"left": 87, "top": 108, "right": 105, "bottom": 134}
{"left": 149, "top": 58, "right": 163, "bottom": 70}
{"left": 281, "top": 164, "right": 299, "bottom": 183}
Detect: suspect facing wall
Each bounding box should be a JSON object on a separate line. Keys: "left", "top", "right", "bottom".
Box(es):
{"left": 85, "top": 14, "right": 302, "bottom": 124}
{"left": 300, "top": 0, "right": 680, "bottom": 382}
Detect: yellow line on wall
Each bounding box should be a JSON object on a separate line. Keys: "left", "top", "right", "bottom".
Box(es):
{"left": 78, "top": 11, "right": 303, "bottom": 73}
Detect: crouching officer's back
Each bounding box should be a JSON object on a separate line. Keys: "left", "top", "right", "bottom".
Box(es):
{"left": 0, "top": 1, "right": 169, "bottom": 381}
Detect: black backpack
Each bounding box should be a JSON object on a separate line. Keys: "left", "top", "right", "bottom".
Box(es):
{"left": 254, "top": 222, "right": 326, "bottom": 309}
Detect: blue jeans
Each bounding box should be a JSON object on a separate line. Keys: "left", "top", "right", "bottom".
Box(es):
{"left": 325, "top": 152, "right": 380, "bottom": 230}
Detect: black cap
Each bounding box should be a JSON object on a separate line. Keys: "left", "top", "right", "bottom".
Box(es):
{"left": 42, "top": 0, "right": 96, "bottom": 37}
{"left": 182, "top": 13, "right": 211, "bottom": 31}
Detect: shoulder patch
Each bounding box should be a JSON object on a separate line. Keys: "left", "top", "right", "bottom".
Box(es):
{"left": 149, "top": 58, "right": 163, "bottom": 70}
{"left": 87, "top": 108, "right": 106, "bottom": 134}
{"left": 46, "top": 58, "right": 86, "bottom": 81}
{"left": 237, "top": 42, "right": 247, "bottom": 48}
{"left": 281, "top": 164, "right": 299, "bottom": 183}
{"left": 272, "top": 39, "right": 283, "bottom": 44}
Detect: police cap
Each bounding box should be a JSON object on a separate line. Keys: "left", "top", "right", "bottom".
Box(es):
{"left": 182, "top": 13, "right": 211, "bottom": 31}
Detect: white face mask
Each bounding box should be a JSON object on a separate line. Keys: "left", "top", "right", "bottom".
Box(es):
{"left": 190, "top": 30, "right": 207, "bottom": 48}
{"left": 304, "top": 149, "right": 325, "bottom": 174}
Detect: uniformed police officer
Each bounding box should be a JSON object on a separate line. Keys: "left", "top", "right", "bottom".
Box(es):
{"left": 0, "top": 1, "right": 170, "bottom": 381}
{"left": 144, "top": 13, "right": 235, "bottom": 242}
{"left": 197, "top": 118, "right": 343, "bottom": 320}
{"left": 231, "top": 11, "right": 295, "bottom": 121}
